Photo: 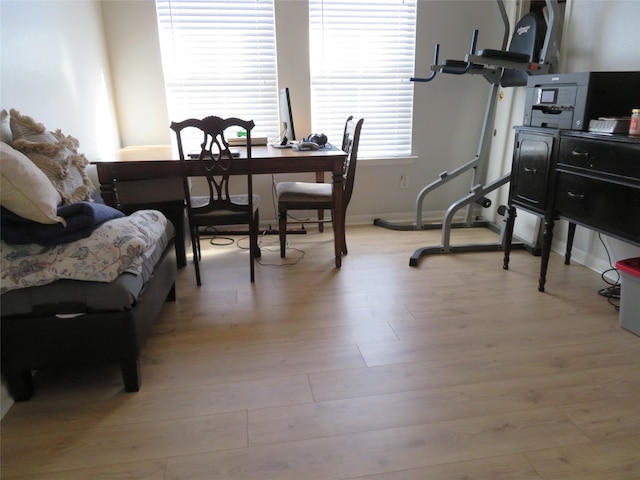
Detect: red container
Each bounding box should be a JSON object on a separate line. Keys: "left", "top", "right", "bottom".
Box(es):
{"left": 616, "top": 257, "right": 640, "bottom": 276}
{"left": 615, "top": 257, "right": 640, "bottom": 336}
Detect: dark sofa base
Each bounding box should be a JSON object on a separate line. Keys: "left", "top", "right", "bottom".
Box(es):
{"left": 1, "top": 241, "right": 177, "bottom": 401}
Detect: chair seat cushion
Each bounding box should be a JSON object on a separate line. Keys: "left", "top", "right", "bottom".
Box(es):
{"left": 276, "top": 181, "right": 332, "bottom": 203}
{"left": 476, "top": 49, "right": 530, "bottom": 63}
{"left": 191, "top": 194, "right": 260, "bottom": 208}
{"left": 190, "top": 194, "right": 259, "bottom": 225}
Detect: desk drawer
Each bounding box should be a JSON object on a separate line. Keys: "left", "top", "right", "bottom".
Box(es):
{"left": 558, "top": 137, "right": 640, "bottom": 181}
{"left": 555, "top": 172, "right": 640, "bottom": 244}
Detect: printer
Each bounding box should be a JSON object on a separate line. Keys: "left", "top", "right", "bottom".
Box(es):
{"left": 523, "top": 71, "right": 640, "bottom": 130}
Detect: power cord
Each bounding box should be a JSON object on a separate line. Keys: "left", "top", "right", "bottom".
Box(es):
{"left": 597, "top": 234, "right": 620, "bottom": 311}
{"left": 204, "top": 224, "right": 306, "bottom": 266}
{"left": 254, "top": 230, "right": 306, "bottom": 266}
{"left": 201, "top": 226, "right": 235, "bottom": 246}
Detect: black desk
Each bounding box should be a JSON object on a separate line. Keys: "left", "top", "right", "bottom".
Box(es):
{"left": 503, "top": 127, "right": 640, "bottom": 291}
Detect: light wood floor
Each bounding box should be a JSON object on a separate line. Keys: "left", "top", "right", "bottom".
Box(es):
{"left": 2, "top": 225, "right": 639, "bottom": 479}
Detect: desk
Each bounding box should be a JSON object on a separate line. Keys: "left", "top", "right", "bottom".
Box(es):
{"left": 503, "top": 127, "right": 640, "bottom": 291}
{"left": 95, "top": 144, "right": 348, "bottom": 268}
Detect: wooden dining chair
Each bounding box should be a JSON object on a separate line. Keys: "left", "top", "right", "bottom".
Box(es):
{"left": 276, "top": 116, "right": 364, "bottom": 259}
{"left": 170, "top": 116, "right": 260, "bottom": 285}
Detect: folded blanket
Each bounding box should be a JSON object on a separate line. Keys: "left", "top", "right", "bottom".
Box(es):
{"left": 1, "top": 201, "right": 125, "bottom": 245}
{"left": 1, "top": 209, "right": 168, "bottom": 293}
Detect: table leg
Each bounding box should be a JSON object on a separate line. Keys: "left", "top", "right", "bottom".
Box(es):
{"left": 538, "top": 217, "right": 554, "bottom": 292}
{"left": 502, "top": 205, "right": 517, "bottom": 270}
{"left": 316, "top": 171, "right": 325, "bottom": 232}
{"left": 564, "top": 222, "right": 576, "bottom": 265}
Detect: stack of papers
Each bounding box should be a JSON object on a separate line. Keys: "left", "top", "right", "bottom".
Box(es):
{"left": 588, "top": 117, "right": 631, "bottom": 134}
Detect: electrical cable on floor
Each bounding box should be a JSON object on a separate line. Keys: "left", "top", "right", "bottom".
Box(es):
{"left": 597, "top": 233, "right": 620, "bottom": 311}
{"left": 198, "top": 176, "right": 314, "bottom": 266}
{"left": 201, "top": 226, "right": 235, "bottom": 246}
{"left": 254, "top": 229, "right": 306, "bottom": 266}
{"left": 200, "top": 224, "right": 307, "bottom": 266}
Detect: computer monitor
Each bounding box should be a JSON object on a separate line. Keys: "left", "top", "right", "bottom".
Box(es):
{"left": 279, "top": 87, "right": 296, "bottom": 143}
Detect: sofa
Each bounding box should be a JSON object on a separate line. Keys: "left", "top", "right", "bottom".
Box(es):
{"left": 0, "top": 109, "right": 177, "bottom": 401}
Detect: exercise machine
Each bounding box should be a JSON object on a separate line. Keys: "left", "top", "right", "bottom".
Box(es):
{"left": 374, "top": 0, "right": 562, "bottom": 266}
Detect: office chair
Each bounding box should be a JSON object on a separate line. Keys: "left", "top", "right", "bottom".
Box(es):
{"left": 170, "top": 116, "right": 260, "bottom": 285}
{"left": 276, "top": 116, "right": 364, "bottom": 259}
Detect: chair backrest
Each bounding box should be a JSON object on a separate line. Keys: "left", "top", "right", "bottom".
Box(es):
{"left": 501, "top": 11, "right": 547, "bottom": 87}
{"left": 340, "top": 116, "right": 364, "bottom": 211}
{"left": 170, "top": 116, "right": 255, "bottom": 216}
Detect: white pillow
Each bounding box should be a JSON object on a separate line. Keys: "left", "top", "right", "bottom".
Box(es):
{"left": 0, "top": 142, "right": 65, "bottom": 225}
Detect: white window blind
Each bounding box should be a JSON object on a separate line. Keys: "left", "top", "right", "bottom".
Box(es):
{"left": 155, "top": 0, "right": 279, "bottom": 141}
{"left": 309, "top": 0, "right": 417, "bottom": 158}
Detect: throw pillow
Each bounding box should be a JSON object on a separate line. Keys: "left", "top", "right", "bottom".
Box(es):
{"left": 0, "top": 142, "right": 65, "bottom": 225}
{"left": 9, "top": 109, "right": 96, "bottom": 205}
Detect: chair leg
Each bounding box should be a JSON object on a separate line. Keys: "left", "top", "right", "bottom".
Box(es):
{"left": 279, "top": 209, "right": 287, "bottom": 257}
{"left": 190, "top": 226, "right": 201, "bottom": 286}
{"left": 315, "top": 172, "right": 325, "bottom": 232}
{"left": 249, "top": 210, "right": 260, "bottom": 282}
{"left": 342, "top": 229, "right": 348, "bottom": 255}
{"left": 249, "top": 237, "right": 255, "bottom": 282}
{"left": 341, "top": 208, "right": 348, "bottom": 255}
{"left": 195, "top": 230, "right": 202, "bottom": 261}
{"left": 253, "top": 209, "right": 261, "bottom": 259}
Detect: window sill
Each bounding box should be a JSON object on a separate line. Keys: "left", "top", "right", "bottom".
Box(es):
{"left": 360, "top": 156, "right": 417, "bottom": 166}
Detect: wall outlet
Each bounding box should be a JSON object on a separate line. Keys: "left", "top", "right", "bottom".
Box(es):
{"left": 400, "top": 175, "right": 409, "bottom": 189}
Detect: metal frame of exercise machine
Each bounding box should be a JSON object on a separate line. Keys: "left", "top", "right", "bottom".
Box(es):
{"left": 373, "top": 0, "right": 562, "bottom": 266}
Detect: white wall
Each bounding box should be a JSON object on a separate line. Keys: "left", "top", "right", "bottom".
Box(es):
{"left": 0, "top": 0, "right": 119, "bottom": 161}
{"left": 100, "top": 1, "right": 170, "bottom": 147}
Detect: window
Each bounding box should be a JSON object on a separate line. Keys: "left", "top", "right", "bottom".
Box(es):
{"left": 309, "top": 0, "right": 417, "bottom": 158}
{"left": 155, "top": 0, "right": 279, "bottom": 140}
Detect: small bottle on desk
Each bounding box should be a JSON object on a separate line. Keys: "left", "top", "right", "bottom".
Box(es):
{"left": 629, "top": 109, "right": 640, "bottom": 135}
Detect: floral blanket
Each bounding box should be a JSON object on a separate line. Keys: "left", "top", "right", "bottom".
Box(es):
{"left": 1, "top": 210, "right": 167, "bottom": 294}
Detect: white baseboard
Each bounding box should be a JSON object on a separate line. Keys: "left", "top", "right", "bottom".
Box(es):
{"left": 551, "top": 238, "right": 619, "bottom": 282}
{"left": 350, "top": 210, "right": 466, "bottom": 227}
